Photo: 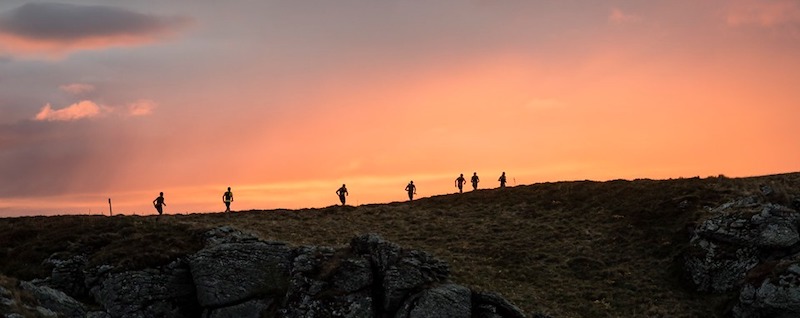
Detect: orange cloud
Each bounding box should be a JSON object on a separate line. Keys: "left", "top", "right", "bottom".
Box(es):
{"left": 59, "top": 83, "right": 95, "bottom": 95}
{"left": 126, "top": 100, "right": 157, "bottom": 116}
{"left": 609, "top": 8, "right": 641, "bottom": 25}
{"left": 32, "top": 99, "right": 157, "bottom": 121}
{"left": 34, "top": 101, "right": 102, "bottom": 122}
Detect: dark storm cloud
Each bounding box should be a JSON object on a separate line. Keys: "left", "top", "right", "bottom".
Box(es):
{"left": 0, "top": 2, "right": 190, "bottom": 41}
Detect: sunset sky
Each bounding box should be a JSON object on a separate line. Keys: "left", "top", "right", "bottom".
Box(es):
{"left": 1, "top": 0, "right": 799, "bottom": 216}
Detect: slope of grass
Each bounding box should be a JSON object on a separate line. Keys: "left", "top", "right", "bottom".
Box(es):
{"left": 1, "top": 173, "right": 799, "bottom": 317}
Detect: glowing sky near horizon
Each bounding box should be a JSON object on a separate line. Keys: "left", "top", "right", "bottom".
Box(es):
{"left": 1, "top": 0, "right": 799, "bottom": 216}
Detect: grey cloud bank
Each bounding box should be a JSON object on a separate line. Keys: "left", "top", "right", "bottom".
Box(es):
{"left": 0, "top": 2, "right": 191, "bottom": 41}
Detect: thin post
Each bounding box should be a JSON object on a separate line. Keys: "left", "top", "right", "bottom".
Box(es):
{"left": 108, "top": 198, "right": 113, "bottom": 216}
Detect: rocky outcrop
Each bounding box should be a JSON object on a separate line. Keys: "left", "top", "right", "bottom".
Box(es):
{"left": 43, "top": 253, "right": 89, "bottom": 300}
{"left": 189, "top": 241, "right": 292, "bottom": 308}
{"left": 279, "top": 245, "right": 374, "bottom": 317}
{"left": 685, "top": 196, "right": 800, "bottom": 317}
{"left": 732, "top": 260, "right": 800, "bottom": 318}
{"left": 278, "top": 233, "right": 461, "bottom": 318}
{"left": 5, "top": 228, "right": 530, "bottom": 318}
{"left": 88, "top": 260, "right": 199, "bottom": 318}
{"left": 685, "top": 198, "right": 800, "bottom": 293}
{"left": 19, "top": 281, "right": 87, "bottom": 318}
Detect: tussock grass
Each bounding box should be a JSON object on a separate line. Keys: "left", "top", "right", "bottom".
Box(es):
{"left": 1, "top": 172, "right": 799, "bottom": 317}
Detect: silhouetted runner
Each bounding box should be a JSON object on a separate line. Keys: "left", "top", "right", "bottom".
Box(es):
{"left": 498, "top": 172, "right": 507, "bottom": 188}
{"left": 455, "top": 173, "right": 466, "bottom": 193}
{"left": 405, "top": 181, "right": 416, "bottom": 201}
{"left": 336, "top": 184, "right": 349, "bottom": 205}
{"left": 471, "top": 172, "right": 480, "bottom": 191}
{"left": 222, "top": 187, "right": 233, "bottom": 212}
{"left": 153, "top": 192, "right": 166, "bottom": 215}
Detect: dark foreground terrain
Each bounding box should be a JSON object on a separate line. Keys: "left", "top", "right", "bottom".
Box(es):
{"left": 2, "top": 172, "right": 799, "bottom": 317}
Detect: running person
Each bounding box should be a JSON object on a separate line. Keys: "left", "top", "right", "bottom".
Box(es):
{"left": 405, "top": 181, "right": 416, "bottom": 201}
{"left": 153, "top": 192, "right": 166, "bottom": 215}
{"left": 336, "top": 184, "right": 349, "bottom": 205}
{"left": 455, "top": 174, "right": 466, "bottom": 193}
{"left": 498, "top": 172, "right": 507, "bottom": 188}
{"left": 222, "top": 187, "right": 234, "bottom": 212}
{"left": 471, "top": 172, "right": 480, "bottom": 191}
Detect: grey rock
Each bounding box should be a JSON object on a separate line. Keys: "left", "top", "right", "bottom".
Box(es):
{"left": 43, "top": 253, "right": 88, "bottom": 299}
{"left": 90, "top": 261, "right": 197, "bottom": 318}
{"left": 395, "top": 283, "right": 471, "bottom": 318}
{"left": 19, "top": 281, "right": 86, "bottom": 318}
{"left": 472, "top": 291, "right": 528, "bottom": 318}
{"left": 351, "top": 233, "right": 402, "bottom": 272}
{"left": 733, "top": 262, "right": 800, "bottom": 318}
{"left": 350, "top": 234, "right": 452, "bottom": 313}
{"left": 86, "top": 312, "right": 112, "bottom": 318}
{"left": 84, "top": 265, "right": 115, "bottom": 290}
{"left": 282, "top": 247, "right": 375, "bottom": 318}
{"left": 204, "top": 298, "right": 274, "bottom": 318}
{"left": 291, "top": 246, "right": 336, "bottom": 275}
{"left": 31, "top": 306, "right": 58, "bottom": 317}
{"left": 757, "top": 220, "right": 800, "bottom": 248}
{"left": 279, "top": 290, "right": 374, "bottom": 318}
{"left": 684, "top": 237, "right": 759, "bottom": 292}
{"left": 189, "top": 241, "right": 292, "bottom": 307}
{"left": 686, "top": 199, "right": 800, "bottom": 293}
{"left": 383, "top": 250, "right": 450, "bottom": 312}
{"left": 0, "top": 285, "right": 14, "bottom": 307}
{"left": 331, "top": 257, "right": 373, "bottom": 293}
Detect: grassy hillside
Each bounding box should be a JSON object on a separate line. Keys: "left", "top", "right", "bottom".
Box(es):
{"left": 2, "top": 173, "right": 799, "bottom": 317}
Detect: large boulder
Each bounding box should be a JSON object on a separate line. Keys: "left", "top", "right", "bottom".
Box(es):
{"left": 43, "top": 253, "right": 89, "bottom": 300}
{"left": 189, "top": 241, "right": 292, "bottom": 307}
{"left": 350, "top": 234, "right": 450, "bottom": 312}
{"left": 280, "top": 234, "right": 468, "bottom": 318}
{"left": 684, "top": 236, "right": 760, "bottom": 293}
{"left": 382, "top": 250, "right": 450, "bottom": 312}
{"left": 279, "top": 246, "right": 375, "bottom": 318}
{"left": 89, "top": 260, "right": 198, "bottom": 318}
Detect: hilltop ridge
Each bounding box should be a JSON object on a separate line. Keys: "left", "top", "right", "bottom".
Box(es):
{"left": 2, "top": 172, "right": 800, "bottom": 317}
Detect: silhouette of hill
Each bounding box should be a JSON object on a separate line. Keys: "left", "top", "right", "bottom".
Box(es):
{"left": 2, "top": 172, "right": 799, "bottom": 317}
